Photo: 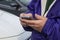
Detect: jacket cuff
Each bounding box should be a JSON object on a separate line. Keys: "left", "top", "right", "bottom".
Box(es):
{"left": 23, "top": 26, "right": 33, "bottom": 31}
{"left": 41, "top": 18, "right": 55, "bottom": 35}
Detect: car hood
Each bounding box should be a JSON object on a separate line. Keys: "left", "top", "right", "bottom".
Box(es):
{"left": 0, "top": 10, "right": 25, "bottom": 38}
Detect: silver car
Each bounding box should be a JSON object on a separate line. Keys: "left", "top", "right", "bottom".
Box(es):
{"left": 0, "top": 0, "right": 32, "bottom": 40}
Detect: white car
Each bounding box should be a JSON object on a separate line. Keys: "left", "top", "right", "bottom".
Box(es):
{"left": 0, "top": 10, "right": 31, "bottom": 40}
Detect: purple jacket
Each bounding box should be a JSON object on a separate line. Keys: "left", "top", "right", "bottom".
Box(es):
{"left": 23, "top": 0, "right": 60, "bottom": 40}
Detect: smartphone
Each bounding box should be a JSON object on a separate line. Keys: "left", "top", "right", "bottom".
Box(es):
{"left": 21, "top": 16, "right": 33, "bottom": 20}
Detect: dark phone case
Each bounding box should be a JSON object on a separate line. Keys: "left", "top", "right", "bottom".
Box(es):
{"left": 21, "top": 16, "right": 32, "bottom": 20}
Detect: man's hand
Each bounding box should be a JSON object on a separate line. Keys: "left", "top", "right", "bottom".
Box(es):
{"left": 20, "top": 13, "right": 47, "bottom": 32}
{"left": 20, "top": 13, "right": 32, "bottom": 27}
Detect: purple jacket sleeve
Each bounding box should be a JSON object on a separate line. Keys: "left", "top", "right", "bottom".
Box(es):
{"left": 41, "top": 17, "right": 60, "bottom": 39}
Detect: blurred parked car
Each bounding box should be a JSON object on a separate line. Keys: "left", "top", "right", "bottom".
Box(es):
{"left": 0, "top": 0, "right": 31, "bottom": 16}
{"left": 0, "top": 0, "right": 32, "bottom": 40}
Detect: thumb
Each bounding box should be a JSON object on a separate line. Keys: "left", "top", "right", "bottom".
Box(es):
{"left": 35, "top": 14, "right": 44, "bottom": 20}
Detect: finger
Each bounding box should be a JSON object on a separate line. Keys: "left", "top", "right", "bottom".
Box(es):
{"left": 27, "top": 24, "right": 37, "bottom": 27}
{"left": 35, "top": 14, "right": 44, "bottom": 20}
{"left": 20, "top": 19, "right": 38, "bottom": 25}
{"left": 21, "top": 22, "right": 26, "bottom": 25}
{"left": 20, "top": 13, "right": 32, "bottom": 17}
{"left": 20, "top": 13, "right": 26, "bottom": 17}
{"left": 27, "top": 24, "right": 39, "bottom": 30}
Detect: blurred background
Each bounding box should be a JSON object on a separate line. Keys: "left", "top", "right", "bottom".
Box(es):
{"left": 0, "top": 0, "right": 31, "bottom": 16}
{"left": 0, "top": 0, "right": 32, "bottom": 40}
